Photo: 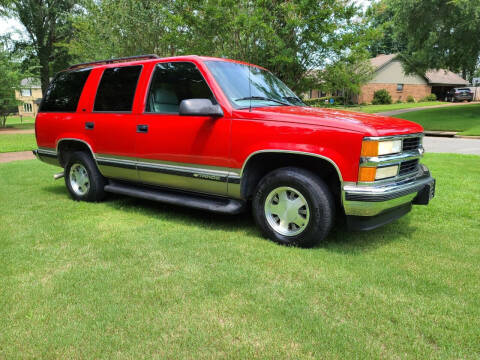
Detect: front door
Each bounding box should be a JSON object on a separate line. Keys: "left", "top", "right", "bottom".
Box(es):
{"left": 135, "top": 62, "right": 231, "bottom": 196}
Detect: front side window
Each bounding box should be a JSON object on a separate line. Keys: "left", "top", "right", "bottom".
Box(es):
{"left": 146, "top": 62, "right": 215, "bottom": 114}
{"left": 21, "top": 88, "right": 32, "bottom": 97}
{"left": 94, "top": 65, "right": 142, "bottom": 112}
{"left": 205, "top": 61, "right": 304, "bottom": 109}
{"left": 40, "top": 68, "right": 91, "bottom": 112}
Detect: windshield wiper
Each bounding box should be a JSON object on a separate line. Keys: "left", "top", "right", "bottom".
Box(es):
{"left": 235, "top": 96, "right": 291, "bottom": 106}
{"left": 282, "top": 96, "right": 305, "bottom": 105}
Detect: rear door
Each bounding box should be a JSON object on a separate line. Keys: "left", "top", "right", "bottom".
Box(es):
{"left": 86, "top": 65, "right": 142, "bottom": 181}
{"left": 135, "top": 61, "right": 231, "bottom": 196}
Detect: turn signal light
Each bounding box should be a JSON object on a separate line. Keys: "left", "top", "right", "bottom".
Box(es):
{"left": 361, "top": 141, "right": 379, "bottom": 157}
{"left": 358, "top": 167, "right": 376, "bottom": 182}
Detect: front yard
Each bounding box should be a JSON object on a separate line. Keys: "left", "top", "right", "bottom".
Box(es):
{"left": 394, "top": 104, "right": 480, "bottom": 136}
{"left": 311, "top": 101, "right": 444, "bottom": 113}
{"left": 1, "top": 154, "right": 479, "bottom": 359}
{"left": 0, "top": 133, "right": 36, "bottom": 153}
{"left": 1, "top": 116, "right": 35, "bottom": 130}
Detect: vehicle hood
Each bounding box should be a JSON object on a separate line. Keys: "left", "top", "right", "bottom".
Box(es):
{"left": 235, "top": 106, "right": 424, "bottom": 136}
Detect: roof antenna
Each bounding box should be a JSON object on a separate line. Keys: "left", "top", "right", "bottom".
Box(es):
{"left": 248, "top": 1, "right": 252, "bottom": 112}
{"left": 248, "top": 63, "right": 252, "bottom": 112}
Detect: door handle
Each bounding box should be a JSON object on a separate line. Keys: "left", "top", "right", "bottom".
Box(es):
{"left": 85, "top": 122, "right": 94, "bottom": 130}
{"left": 137, "top": 124, "right": 148, "bottom": 133}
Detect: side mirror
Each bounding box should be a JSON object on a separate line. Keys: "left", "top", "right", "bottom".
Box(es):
{"left": 179, "top": 99, "right": 224, "bottom": 117}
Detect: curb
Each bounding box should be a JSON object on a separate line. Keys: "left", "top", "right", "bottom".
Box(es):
{"left": 424, "top": 131, "right": 457, "bottom": 138}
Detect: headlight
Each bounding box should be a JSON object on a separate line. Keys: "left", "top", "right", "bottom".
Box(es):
{"left": 358, "top": 165, "right": 399, "bottom": 182}
{"left": 361, "top": 140, "right": 402, "bottom": 157}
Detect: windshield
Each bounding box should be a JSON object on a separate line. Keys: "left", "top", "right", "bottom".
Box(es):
{"left": 205, "top": 61, "right": 304, "bottom": 108}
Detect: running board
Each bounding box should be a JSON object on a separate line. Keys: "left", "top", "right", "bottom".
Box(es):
{"left": 104, "top": 181, "right": 245, "bottom": 215}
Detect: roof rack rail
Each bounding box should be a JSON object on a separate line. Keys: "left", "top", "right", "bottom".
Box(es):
{"left": 68, "top": 54, "right": 160, "bottom": 70}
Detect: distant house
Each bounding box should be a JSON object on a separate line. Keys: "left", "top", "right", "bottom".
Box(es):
{"left": 306, "top": 54, "right": 469, "bottom": 104}
{"left": 15, "top": 78, "right": 43, "bottom": 117}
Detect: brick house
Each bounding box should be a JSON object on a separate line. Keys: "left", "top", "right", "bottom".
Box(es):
{"left": 15, "top": 78, "right": 43, "bottom": 117}
{"left": 306, "top": 54, "right": 469, "bottom": 104}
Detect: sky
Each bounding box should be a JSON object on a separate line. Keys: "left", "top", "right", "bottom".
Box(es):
{"left": 0, "top": 0, "right": 373, "bottom": 39}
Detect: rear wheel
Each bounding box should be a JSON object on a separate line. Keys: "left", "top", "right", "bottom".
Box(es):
{"left": 252, "top": 167, "right": 335, "bottom": 247}
{"left": 64, "top": 151, "right": 106, "bottom": 202}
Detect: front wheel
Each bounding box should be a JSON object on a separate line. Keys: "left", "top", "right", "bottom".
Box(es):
{"left": 252, "top": 167, "right": 335, "bottom": 247}
{"left": 64, "top": 151, "right": 106, "bottom": 202}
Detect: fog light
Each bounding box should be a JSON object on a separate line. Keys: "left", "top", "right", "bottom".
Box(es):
{"left": 375, "top": 165, "right": 399, "bottom": 180}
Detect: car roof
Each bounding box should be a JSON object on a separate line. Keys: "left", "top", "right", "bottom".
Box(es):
{"left": 67, "top": 55, "right": 267, "bottom": 72}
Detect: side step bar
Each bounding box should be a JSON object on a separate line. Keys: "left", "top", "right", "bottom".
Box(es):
{"left": 104, "top": 181, "right": 245, "bottom": 215}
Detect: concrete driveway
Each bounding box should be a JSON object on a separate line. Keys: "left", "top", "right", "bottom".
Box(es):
{"left": 423, "top": 136, "right": 480, "bottom": 155}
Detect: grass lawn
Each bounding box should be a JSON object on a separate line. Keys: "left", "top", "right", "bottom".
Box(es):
{"left": 1, "top": 115, "right": 35, "bottom": 130}
{"left": 313, "top": 101, "right": 444, "bottom": 113}
{"left": 0, "top": 133, "right": 37, "bottom": 153}
{"left": 1, "top": 154, "right": 479, "bottom": 359}
{"left": 394, "top": 104, "right": 480, "bottom": 136}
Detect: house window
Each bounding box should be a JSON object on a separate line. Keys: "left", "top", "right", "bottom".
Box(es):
{"left": 397, "top": 84, "right": 404, "bottom": 92}
{"left": 21, "top": 88, "right": 32, "bottom": 97}
{"left": 23, "top": 103, "right": 33, "bottom": 113}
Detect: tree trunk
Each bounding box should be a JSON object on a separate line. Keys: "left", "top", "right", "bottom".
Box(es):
{"left": 39, "top": 51, "right": 51, "bottom": 95}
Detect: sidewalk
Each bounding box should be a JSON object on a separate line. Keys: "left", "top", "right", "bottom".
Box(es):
{"left": 0, "top": 129, "right": 35, "bottom": 135}
{"left": 378, "top": 101, "right": 479, "bottom": 116}
{"left": 0, "top": 151, "right": 35, "bottom": 163}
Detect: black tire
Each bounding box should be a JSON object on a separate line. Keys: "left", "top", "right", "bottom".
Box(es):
{"left": 64, "top": 151, "right": 106, "bottom": 202}
{"left": 252, "top": 167, "right": 335, "bottom": 247}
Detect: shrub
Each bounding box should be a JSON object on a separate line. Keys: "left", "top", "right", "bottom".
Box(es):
{"left": 420, "top": 93, "right": 437, "bottom": 102}
{"left": 406, "top": 95, "right": 415, "bottom": 103}
{"left": 372, "top": 89, "right": 392, "bottom": 105}
{"left": 304, "top": 96, "right": 346, "bottom": 106}
{"left": 396, "top": 99, "right": 403, "bottom": 104}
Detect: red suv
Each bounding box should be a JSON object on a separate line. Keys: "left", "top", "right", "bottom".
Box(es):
{"left": 34, "top": 54, "right": 435, "bottom": 247}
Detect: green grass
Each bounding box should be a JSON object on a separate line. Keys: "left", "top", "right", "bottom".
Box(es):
{"left": 313, "top": 101, "right": 444, "bottom": 113}
{"left": 1, "top": 115, "right": 35, "bottom": 130}
{"left": 394, "top": 104, "right": 480, "bottom": 135}
{"left": 352, "top": 101, "right": 444, "bottom": 113}
{"left": 0, "top": 133, "right": 36, "bottom": 153}
{"left": 1, "top": 154, "right": 479, "bottom": 359}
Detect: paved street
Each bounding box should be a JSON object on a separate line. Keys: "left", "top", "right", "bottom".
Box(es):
{"left": 423, "top": 136, "right": 480, "bottom": 155}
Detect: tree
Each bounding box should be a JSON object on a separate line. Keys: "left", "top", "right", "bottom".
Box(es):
{"left": 0, "top": 0, "right": 77, "bottom": 93}
{"left": 319, "top": 55, "right": 374, "bottom": 104}
{"left": 365, "top": 0, "right": 406, "bottom": 57}
{"left": 0, "top": 39, "right": 23, "bottom": 127}
{"left": 66, "top": 0, "right": 374, "bottom": 94}
{"left": 368, "top": 0, "right": 480, "bottom": 81}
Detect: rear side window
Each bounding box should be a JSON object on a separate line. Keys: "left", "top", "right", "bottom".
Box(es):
{"left": 40, "top": 68, "right": 91, "bottom": 112}
{"left": 146, "top": 62, "right": 216, "bottom": 114}
{"left": 94, "top": 65, "right": 142, "bottom": 112}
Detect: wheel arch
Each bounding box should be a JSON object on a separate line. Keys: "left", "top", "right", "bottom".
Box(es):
{"left": 240, "top": 150, "right": 344, "bottom": 204}
{"left": 56, "top": 138, "right": 96, "bottom": 167}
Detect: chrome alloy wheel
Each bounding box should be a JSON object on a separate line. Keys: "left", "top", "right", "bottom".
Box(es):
{"left": 264, "top": 186, "right": 310, "bottom": 236}
{"left": 69, "top": 163, "right": 90, "bottom": 196}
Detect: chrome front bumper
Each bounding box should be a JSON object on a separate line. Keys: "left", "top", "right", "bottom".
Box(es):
{"left": 343, "top": 164, "right": 435, "bottom": 217}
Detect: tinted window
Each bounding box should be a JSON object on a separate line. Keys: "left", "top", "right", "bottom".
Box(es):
{"left": 94, "top": 65, "right": 142, "bottom": 112}
{"left": 146, "top": 62, "right": 215, "bottom": 114}
{"left": 40, "top": 69, "right": 91, "bottom": 112}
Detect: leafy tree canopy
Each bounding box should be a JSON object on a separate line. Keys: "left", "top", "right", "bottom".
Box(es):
{"left": 65, "top": 0, "right": 374, "bottom": 94}
{"left": 0, "top": 0, "right": 77, "bottom": 93}
{"left": 0, "top": 37, "right": 24, "bottom": 127}
{"left": 367, "top": 0, "right": 480, "bottom": 80}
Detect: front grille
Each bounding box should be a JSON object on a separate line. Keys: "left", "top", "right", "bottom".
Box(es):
{"left": 399, "top": 159, "right": 419, "bottom": 176}
{"left": 402, "top": 137, "right": 421, "bottom": 151}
